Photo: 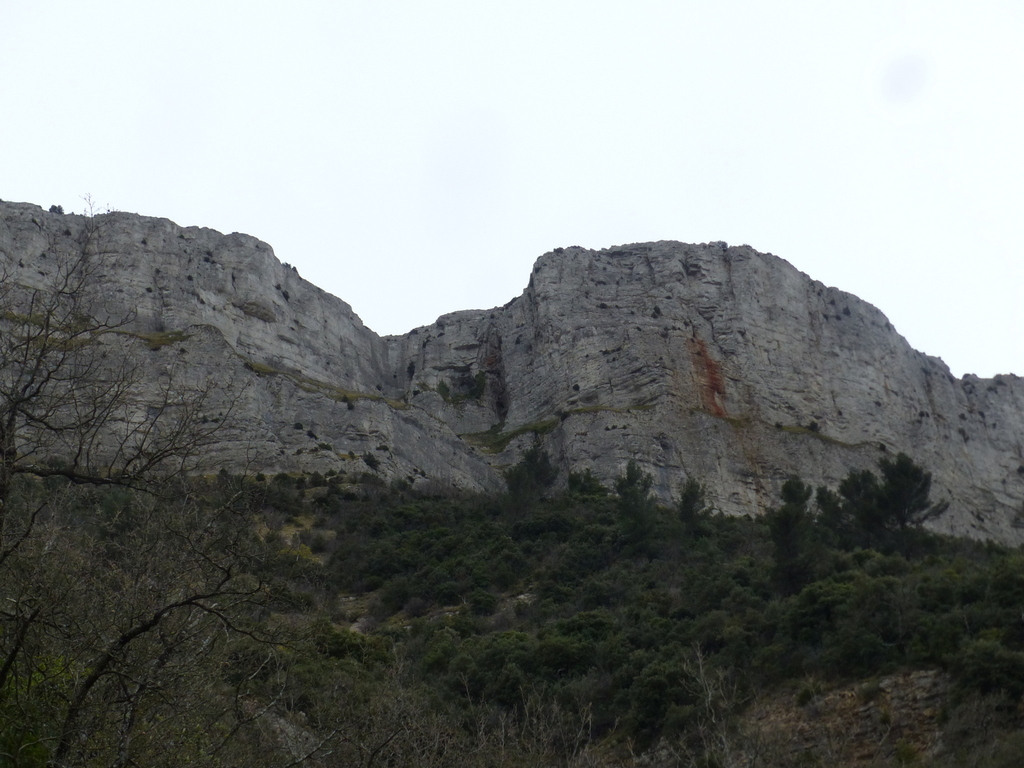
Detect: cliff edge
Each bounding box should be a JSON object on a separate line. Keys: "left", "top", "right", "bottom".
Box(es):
{"left": 2, "top": 202, "right": 1021, "bottom": 541}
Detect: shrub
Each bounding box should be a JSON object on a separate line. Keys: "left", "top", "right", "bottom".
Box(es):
{"left": 469, "top": 589, "right": 498, "bottom": 616}
{"left": 568, "top": 468, "right": 607, "bottom": 498}
{"left": 505, "top": 445, "right": 558, "bottom": 503}
{"left": 953, "top": 639, "right": 1024, "bottom": 700}
{"left": 616, "top": 460, "right": 657, "bottom": 547}
{"left": 677, "top": 477, "right": 711, "bottom": 530}
{"left": 469, "top": 371, "right": 486, "bottom": 400}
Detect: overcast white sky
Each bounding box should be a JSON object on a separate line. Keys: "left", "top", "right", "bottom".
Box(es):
{"left": 2, "top": 1, "right": 1022, "bottom": 378}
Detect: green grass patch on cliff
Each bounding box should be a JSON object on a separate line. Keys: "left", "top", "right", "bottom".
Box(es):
{"left": 432, "top": 372, "right": 487, "bottom": 406}
{"left": 692, "top": 408, "right": 752, "bottom": 428}
{"left": 563, "top": 403, "right": 656, "bottom": 417}
{"left": 127, "top": 330, "right": 192, "bottom": 350}
{"left": 242, "top": 359, "right": 408, "bottom": 410}
{"left": 778, "top": 424, "right": 856, "bottom": 447}
{"left": 462, "top": 418, "right": 559, "bottom": 454}
{"left": 463, "top": 404, "right": 654, "bottom": 455}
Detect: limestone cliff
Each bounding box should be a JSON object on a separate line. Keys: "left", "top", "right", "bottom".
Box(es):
{"left": 2, "top": 202, "right": 1022, "bottom": 542}
{"left": 389, "top": 241, "right": 1024, "bottom": 542}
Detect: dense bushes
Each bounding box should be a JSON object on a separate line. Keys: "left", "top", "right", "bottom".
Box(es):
{"left": 274, "top": 452, "right": 1024, "bottom": 754}
{"left": 7, "top": 453, "right": 1022, "bottom": 764}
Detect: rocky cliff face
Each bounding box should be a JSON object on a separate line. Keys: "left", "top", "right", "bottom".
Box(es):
{"left": 390, "top": 241, "right": 1024, "bottom": 542}
{"left": 2, "top": 202, "right": 1022, "bottom": 542}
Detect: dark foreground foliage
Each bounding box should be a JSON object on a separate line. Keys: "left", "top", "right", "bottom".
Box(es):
{"left": 3, "top": 455, "right": 1024, "bottom": 766}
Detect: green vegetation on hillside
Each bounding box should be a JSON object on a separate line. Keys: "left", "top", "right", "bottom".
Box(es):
{"left": 3, "top": 454, "right": 1024, "bottom": 765}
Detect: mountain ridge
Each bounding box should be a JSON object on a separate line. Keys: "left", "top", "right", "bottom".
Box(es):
{"left": 2, "top": 200, "right": 1022, "bottom": 542}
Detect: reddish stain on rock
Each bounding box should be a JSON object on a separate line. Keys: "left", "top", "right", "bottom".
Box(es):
{"left": 689, "top": 337, "right": 726, "bottom": 416}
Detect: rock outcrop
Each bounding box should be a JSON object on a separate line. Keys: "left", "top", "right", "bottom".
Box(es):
{"left": 2, "top": 202, "right": 1022, "bottom": 542}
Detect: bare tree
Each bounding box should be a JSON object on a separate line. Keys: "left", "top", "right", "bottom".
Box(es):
{"left": 0, "top": 214, "right": 228, "bottom": 553}
{"left": 0, "top": 210, "right": 281, "bottom": 766}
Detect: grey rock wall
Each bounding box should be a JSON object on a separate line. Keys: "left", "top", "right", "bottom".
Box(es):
{"left": 2, "top": 202, "right": 1022, "bottom": 541}
{"left": 387, "top": 241, "right": 1024, "bottom": 543}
